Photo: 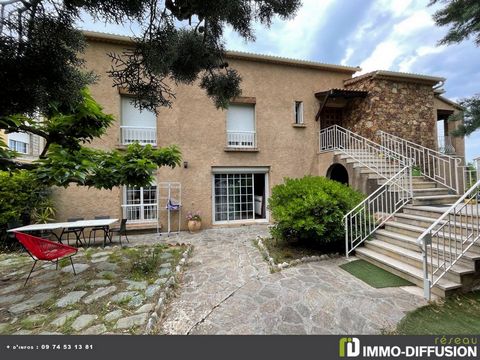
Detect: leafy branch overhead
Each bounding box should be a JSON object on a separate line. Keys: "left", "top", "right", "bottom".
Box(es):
{"left": 0, "top": 0, "right": 301, "bottom": 115}
{"left": 0, "top": 0, "right": 300, "bottom": 188}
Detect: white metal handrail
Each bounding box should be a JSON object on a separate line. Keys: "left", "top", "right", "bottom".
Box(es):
{"left": 121, "top": 126, "right": 157, "bottom": 146}
{"left": 226, "top": 130, "right": 256, "bottom": 148}
{"left": 379, "top": 131, "right": 462, "bottom": 193}
{"left": 418, "top": 179, "right": 480, "bottom": 300}
{"left": 319, "top": 125, "right": 414, "bottom": 255}
{"left": 320, "top": 125, "right": 412, "bottom": 178}
{"left": 344, "top": 166, "right": 412, "bottom": 256}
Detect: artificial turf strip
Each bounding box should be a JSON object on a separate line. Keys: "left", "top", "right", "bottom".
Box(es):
{"left": 396, "top": 292, "right": 480, "bottom": 335}
{"left": 339, "top": 259, "right": 414, "bottom": 288}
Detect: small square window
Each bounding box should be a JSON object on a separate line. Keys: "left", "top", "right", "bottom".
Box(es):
{"left": 294, "top": 101, "right": 304, "bottom": 124}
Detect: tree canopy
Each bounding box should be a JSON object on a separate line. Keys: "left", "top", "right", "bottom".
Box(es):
{"left": 430, "top": 0, "right": 480, "bottom": 136}
{"left": 0, "top": 0, "right": 300, "bottom": 187}
{"left": 430, "top": 0, "right": 480, "bottom": 46}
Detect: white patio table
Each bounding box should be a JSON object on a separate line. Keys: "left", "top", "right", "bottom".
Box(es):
{"left": 8, "top": 219, "right": 118, "bottom": 247}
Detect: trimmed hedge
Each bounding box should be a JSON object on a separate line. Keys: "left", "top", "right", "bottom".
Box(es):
{"left": 268, "top": 176, "right": 364, "bottom": 251}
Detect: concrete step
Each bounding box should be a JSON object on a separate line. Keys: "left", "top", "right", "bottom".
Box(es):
{"left": 403, "top": 204, "right": 480, "bottom": 222}
{"left": 384, "top": 221, "right": 426, "bottom": 238}
{"left": 412, "top": 181, "right": 439, "bottom": 189}
{"left": 364, "top": 239, "right": 475, "bottom": 283}
{"left": 375, "top": 228, "right": 480, "bottom": 264}
{"left": 355, "top": 247, "right": 462, "bottom": 297}
{"left": 394, "top": 213, "right": 480, "bottom": 238}
{"left": 412, "top": 195, "right": 460, "bottom": 206}
{"left": 413, "top": 188, "right": 450, "bottom": 197}
{"left": 412, "top": 176, "right": 429, "bottom": 183}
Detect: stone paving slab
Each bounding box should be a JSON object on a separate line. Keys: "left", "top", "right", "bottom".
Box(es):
{"left": 159, "top": 226, "right": 427, "bottom": 335}
{"left": 0, "top": 241, "right": 187, "bottom": 335}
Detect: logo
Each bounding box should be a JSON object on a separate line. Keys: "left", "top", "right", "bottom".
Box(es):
{"left": 339, "top": 337, "right": 361, "bottom": 358}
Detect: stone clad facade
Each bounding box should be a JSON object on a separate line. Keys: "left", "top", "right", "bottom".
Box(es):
{"left": 342, "top": 74, "right": 437, "bottom": 149}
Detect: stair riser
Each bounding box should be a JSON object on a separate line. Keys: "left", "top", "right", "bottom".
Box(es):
{"left": 372, "top": 234, "right": 477, "bottom": 272}
{"left": 412, "top": 183, "right": 439, "bottom": 189}
{"left": 378, "top": 181, "right": 436, "bottom": 188}
{"left": 364, "top": 242, "right": 464, "bottom": 283}
{"left": 403, "top": 207, "right": 480, "bottom": 224}
{"left": 394, "top": 216, "right": 480, "bottom": 238}
{"left": 394, "top": 216, "right": 435, "bottom": 229}
{"left": 413, "top": 190, "right": 450, "bottom": 197}
{"left": 412, "top": 197, "right": 460, "bottom": 206}
{"left": 383, "top": 224, "right": 480, "bottom": 254}
{"left": 355, "top": 252, "right": 452, "bottom": 297}
{"left": 385, "top": 224, "right": 422, "bottom": 238}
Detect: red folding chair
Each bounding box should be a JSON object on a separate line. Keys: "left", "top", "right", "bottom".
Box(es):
{"left": 15, "top": 232, "right": 78, "bottom": 286}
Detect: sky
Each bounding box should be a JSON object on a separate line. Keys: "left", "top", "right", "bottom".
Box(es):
{"left": 80, "top": 0, "right": 479, "bottom": 162}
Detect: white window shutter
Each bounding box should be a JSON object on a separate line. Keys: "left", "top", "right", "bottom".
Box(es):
{"left": 121, "top": 97, "right": 156, "bottom": 128}
{"left": 227, "top": 104, "right": 255, "bottom": 132}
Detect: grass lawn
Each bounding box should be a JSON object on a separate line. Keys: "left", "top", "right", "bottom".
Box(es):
{"left": 340, "top": 259, "right": 414, "bottom": 288}
{"left": 259, "top": 237, "right": 337, "bottom": 264}
{"left": 396, "top": 292, "right": 480, "bottom": 335}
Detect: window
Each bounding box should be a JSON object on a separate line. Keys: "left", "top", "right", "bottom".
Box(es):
{"left": 122, "top": 185, "right": 157, "bottom": 222}
{"left": 226, "top": 104, "right": 256, "bottom": 148}
{"left": 120, "top": 97, "right": 157, "bottom": 145}
{"left": 8, "top": 132, "right": 29, "bottom": 154}
{"left": 213, "top": 171, "right": 267, "bottom": 223}
{"left": 294, "top": 101, "right": 304, "bottom": 124}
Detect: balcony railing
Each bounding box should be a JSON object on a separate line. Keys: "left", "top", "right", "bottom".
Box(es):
{"left": 121, "top": 126, "right": 157, "bottom": 146}
{"left": 226, "top": 130, "right": 256, "bottom": 149}
{"left": 437, "top": 135, "right": 455, "bottom": 154}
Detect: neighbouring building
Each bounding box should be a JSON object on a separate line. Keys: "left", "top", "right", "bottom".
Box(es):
{"left": 1, "top": 129, "right": 45, "bottom": 164}
{"left": 51, "top": 31, "right": 465, "bottom": 232}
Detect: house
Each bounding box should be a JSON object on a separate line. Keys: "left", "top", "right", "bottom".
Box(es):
{"left": 0, "top": 129, "right": 45, "bottom": 164}
{"left": 52, "top": 31, "right": 464, "bottom": 229}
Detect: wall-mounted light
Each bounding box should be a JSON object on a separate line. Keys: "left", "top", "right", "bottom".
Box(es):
{"left": 183, "top": 161, "right": 188, "bottom": 169}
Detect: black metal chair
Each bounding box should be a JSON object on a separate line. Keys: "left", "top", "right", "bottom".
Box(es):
{"left": 61, "top": 217, "right": 85, "bottom": 246}
{"left": 88, "top": 215, "right": 111, "bottom": 247}
{"left": 109, "top": 219, "right": 129, "bottom": 246}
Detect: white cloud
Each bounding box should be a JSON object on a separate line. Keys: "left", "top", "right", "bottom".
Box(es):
{"left": 224, "top": 0, "right": 335, "bottom": 59}
{"left": 393, "top": 10, "right": 433, "bottom": 35}
{"left": 359, "top": 40, "right": 402, "bottom": 72}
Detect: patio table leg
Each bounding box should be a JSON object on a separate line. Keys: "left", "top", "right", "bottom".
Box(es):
{"left": 74, "top": 229, "right": 84, "bottom": 247}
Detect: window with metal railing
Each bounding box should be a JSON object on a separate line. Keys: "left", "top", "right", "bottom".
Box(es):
{"left": 120, "top": 97, "right": 157, "bottom": 146}
{"left": 226, "top": 103, "right": 256, "bottom": 148}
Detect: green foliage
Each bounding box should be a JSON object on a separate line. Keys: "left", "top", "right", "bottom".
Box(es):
{"left": 268, "top": 176, "right": 364, "bottom": 250}
{"left": 449, "top": 94, "right": 480, "bottom": 136}
{"left": 430, "top": 0, "right": 480, "bottom": 46}
{"left": 1, "top": 0, "right": 300, "bottom": 115}
{"left": 34, "top": 143, "right": 181, "bottom": 189}
{"left": 0, "top": 170, "right": 50, "bottom": 226}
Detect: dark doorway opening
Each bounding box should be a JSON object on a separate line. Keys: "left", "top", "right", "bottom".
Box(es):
{"left": 327, "top": 164, "right": 349, "bottom": 185}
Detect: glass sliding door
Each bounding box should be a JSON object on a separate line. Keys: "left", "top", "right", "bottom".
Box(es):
{"left": 214, "top": 173, "right": 266, "bottom": 222}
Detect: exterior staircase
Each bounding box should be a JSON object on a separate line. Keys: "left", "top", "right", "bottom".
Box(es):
{"left": 320, "top": 125, "right": 480, "bottom": 299}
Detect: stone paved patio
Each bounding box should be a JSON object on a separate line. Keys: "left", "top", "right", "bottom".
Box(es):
{"left": 159, "top": 225, "right": 428, "bottom": 335}
{"left": 0, "top": 240, "right": 186, "bottom": 335}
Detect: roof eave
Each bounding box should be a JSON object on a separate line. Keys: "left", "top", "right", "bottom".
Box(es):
{"left": 82, "top": 30, "right": 361, "bottom": 74}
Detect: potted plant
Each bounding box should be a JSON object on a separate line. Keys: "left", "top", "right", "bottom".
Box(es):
{"left": 186, "top": 211, "right": 202, "bottom": 233}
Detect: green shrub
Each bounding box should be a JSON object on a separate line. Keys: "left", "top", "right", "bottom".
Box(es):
{"left": 268, "top": 176, "right": 364, "bottom": 251}
{"left": 0, "top": 170, "right": 52, "bottom": 250}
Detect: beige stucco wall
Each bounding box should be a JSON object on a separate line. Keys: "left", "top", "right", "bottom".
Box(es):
{"left": 52, "top": 39, "right": 353, "bottom": 229}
